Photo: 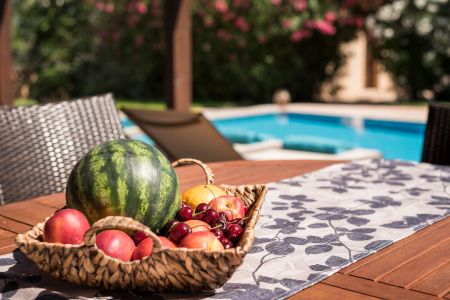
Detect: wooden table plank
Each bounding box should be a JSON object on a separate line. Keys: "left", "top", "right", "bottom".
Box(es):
{"left": 0, "top": 159, "right": 448, "bottom": 299}
{"left": 0, "top": 228, "right": 15, "bottom": 239}
{"left": 323, "top": 273, "right": 436, "bottom": 300}
{"left": 346, "top": 218, "right": 450, "bottom": 280}
{"left": 289, "top": 283, "right": 381, "bottom": 300}
{"left": 0, "top": 201, "right": 57, "bottom": 226}
{"left": 379, "top": 240, "right": 450, "bottom": 288}
{"left": 0, "top": 216, "right": 32, "bottom": 234}
{"left": 411, "top": 261, "right": 450, "bottom": 297}
{"left": 33, "top": 193, "right": 66, "bottom": 209}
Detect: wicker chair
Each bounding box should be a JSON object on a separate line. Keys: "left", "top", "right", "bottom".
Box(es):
{"left": 421, "top": 102, "right": 450, "bottom": 165}
{"left": 0, "top": 94, "right": 124, "bottom": 204}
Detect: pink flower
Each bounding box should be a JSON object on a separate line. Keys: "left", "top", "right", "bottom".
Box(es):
{"left": 354, "top": 17, "right": 365, "bottom": 28}
{"left": 344, "top": 0, "right": 358, "bottom": 7}
{"left": 223, "top": 12, "right": 236, "bottom": 21}
{"left": 282, "top": 18, "right": 293, "bottom": 30}
{"left": 215, "top": 0, "right": 229, "bottom": 13}
{"left": 325, "top": 12, "right": 336, "bottom": 22}
{"left": 258, "top": 35, "right": 268, "bottom": 44}
{"left": 271, "top": 0, "right": 282, "bottom": 5}
{"left": 233, "top": 0, "right": 251, "bottom": 9}
{"left": 314, "top": 20, "right": 336, "bottom": 36}
{"left": 203, "top": 16, "right": 215, "bottom": 28}
{"left": 134, "top": 35, "right": 144, "bottom": 48}
{"left": 216, "top": 29, "right": 232, "bottom": 41}
{"left": 152, "top": 19, "right": 163, "bottom": 28}
{"left": 96, "top": 1, "right": 105, "bottom": 11}
{"left": 151, "top": 7, "right": 162, "bottom": 17}
{"left": 126, "top": 14, "right": 140, "bottom": 28}
{"left": 290, "top": 29, "right": 311, "bottom": 42}
{"left": 291, "top": 0, "right": 307, "bottom": 12}
{"left": 235, "top": 17, "right": 250, "bottom": 32}
{"left": 136, "top": 2, "right": 147, "bottom": 15}
{"left": 104, "top": 3, "right": 114, "bottom": 13}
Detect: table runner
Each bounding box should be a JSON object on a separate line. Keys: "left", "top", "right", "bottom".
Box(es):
{"left": 1, "top": 159, "right": 449, "bottom": 299}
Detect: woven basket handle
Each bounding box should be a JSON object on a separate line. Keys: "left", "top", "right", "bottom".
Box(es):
{"left": 84, "top": 216, "right": 163, "bottom": 249}
{"left": 172, "top": 158, "right": 214, "bottom": 184}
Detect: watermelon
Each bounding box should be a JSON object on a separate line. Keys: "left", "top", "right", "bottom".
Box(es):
{"left": 66, "top": 139, "right": 181, "bottom": 232}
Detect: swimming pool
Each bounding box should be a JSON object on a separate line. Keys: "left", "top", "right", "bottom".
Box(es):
{"left": 212, "top": 113, "right": 425, "bottom": 161}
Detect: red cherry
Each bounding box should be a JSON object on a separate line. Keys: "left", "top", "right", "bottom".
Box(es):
{"left": 161, "top": 219, "right": 179, "bottom": 236}
{"left": 195, "top": 203, "right": 210, "bottom": 214}
{"left": 211, "top": 228, "right": 224, "bottom": 239}
{"left": 181, "top": 202, "right": 190, "bottom": 209}
{"left": 234, "top": 218, "right": 245, "bottom": 227}
{"left": 213, "top": 219, "right": 227, "bottom": 230}
{"left": 225, "top": 224, "right": 244, "bottom": 243}
{"left": 202, "top": 209, "right": 219, "bottom": 225}
{"left": 219, "top": 236, "right": 234, "bottom": 249}
{"left": 218, "top": 212, "right": 227, "bottom": 222}
{"left": 133, "top": 230, "right": 149, "bottom": 245}
{"left": 169, "top": 223, "right": 192, "bottom": 243}
{"left": 177, "top": 206, "right": 193, "bottom": 221}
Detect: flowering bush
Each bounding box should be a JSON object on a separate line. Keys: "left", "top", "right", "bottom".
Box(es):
{"left": 367, "top": 0, "right": 450, "bottom": 101}
{"left": 13, "top": 0, "right": 381, "bottom": 102}
{"left": 192, "top": 0, "right": 382, "bottom": 101}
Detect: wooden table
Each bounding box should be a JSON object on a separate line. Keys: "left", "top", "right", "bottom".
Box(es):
{"left": 0, "top": 160, "right": 449, "bottom": 299}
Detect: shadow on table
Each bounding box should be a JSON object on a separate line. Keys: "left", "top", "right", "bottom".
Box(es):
{"left": 0, "top": 250, "right": 214, "bottom": 299}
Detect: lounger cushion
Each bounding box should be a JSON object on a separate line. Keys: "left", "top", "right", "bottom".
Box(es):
{"left": 283, "top": 135, "right": 354, "bottom": 154}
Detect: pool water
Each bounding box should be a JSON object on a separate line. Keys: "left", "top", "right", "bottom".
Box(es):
{"left": 212, "top": 113, "right": 425, "bottom": 161}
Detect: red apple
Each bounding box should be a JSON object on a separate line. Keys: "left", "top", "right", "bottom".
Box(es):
{"left": 43, "top": 208, "right": 90, "bottom": 245}
{"left": 132, "top": 237, "right": 154, "bottom": 260}
{"left": 96, "top": 230, "right": 135, "bottom": 262}
{"left": 209, "top": 195, "right": 246, "bottom": 221}
{"left": 179, "top": 231, "right": 224, "bottom": 250}
{"left": 184, "top": 220, "right": 211, "bottom": 233}
{"left": 158, "top": 236, "right": 177, "bottom": 248}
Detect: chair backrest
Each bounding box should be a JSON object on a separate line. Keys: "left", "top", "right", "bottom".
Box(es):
{"left": 0, "top": 94, "right": 124, "bottom": 204}
{"left": 122, "top": 108, "right": 243, "bottom": 163}
{"left": 421, "top": 102, "right": 450, "bottom": 165}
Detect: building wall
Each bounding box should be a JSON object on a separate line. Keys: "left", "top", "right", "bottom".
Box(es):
{"left": 321, "top": 31, "right": 399, "bottom": 103}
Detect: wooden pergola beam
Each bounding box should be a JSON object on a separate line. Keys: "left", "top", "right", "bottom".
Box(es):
{"left": 164, "top": 0, "right": 192, "bottom": 112}
{"left": 0, "top": 0, "right": 13, "bottom": 106}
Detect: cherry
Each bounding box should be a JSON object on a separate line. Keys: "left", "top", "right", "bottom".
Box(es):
{"left": 211, "top": 228, "right": 224, "bottom": 239}
{"left": 181, "top": 202, "right": 190, "bottom": 209}
{"left": 177, "top": 206, "right": 193, "bottom": 221}
{"left": 194, "top": 212, "right": 205, "bottom": 221}
{"left": 234, "top": 218, "right": 245, "bottom": 227}
{"left": 169, "top": 223, "right": 191, "bottom": 243}
{"left": 133, "top": 230, "right": 149, "bottom": 245}
{"left": 218, "top": 212, "right": 227, "bottom": 222}
{"left": 213, "top": 219, "right": 227, "bottom": 230}
{"left": 243, "top": 203, "right": 249, "bottom": 215}
{"left": 195, "top": 203, "right": 209, "bottom": 214}
{"left": 202, "top": 209, "right": 219, "bottom": 225}
{"left": 161, "top": 219, "right": 179, "bottom": 236}
{"left": 219, "top": 236, "right": 234, "bottom": 249}
{"left": 226, "top": 224, "right": 244, "bottom": 243}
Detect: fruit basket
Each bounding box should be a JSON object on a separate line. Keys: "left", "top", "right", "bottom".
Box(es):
{"left": 15, "top": 158, "right": 267, "bottom": 292}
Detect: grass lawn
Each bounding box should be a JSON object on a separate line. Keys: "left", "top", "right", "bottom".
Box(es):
{"left": 14, "top": 98, "right": 257, "bottom": 110}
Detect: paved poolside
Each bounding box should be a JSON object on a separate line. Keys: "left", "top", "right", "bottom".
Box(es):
{"left": 203, "top": 103, "right": 427, "bottom": 123}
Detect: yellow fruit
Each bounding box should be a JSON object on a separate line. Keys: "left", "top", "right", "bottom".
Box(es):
{"left": 182, "top": 185, "right": 227, "bottom": 209}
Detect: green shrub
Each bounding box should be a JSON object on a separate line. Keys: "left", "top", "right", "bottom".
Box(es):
{"left": 368, "top": 0, "right": 450, "bottom": 101}
{"left": 13, "top": 0, "right": 379, "bottom": 103}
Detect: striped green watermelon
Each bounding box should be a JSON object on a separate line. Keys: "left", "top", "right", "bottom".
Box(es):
{"left": 66, "top": 139, "right": 181, "bottom": 232}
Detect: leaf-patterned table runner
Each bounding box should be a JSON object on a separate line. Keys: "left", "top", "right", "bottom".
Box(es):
{"left": 0, "top": 159, "right": 449, "bottom": 300}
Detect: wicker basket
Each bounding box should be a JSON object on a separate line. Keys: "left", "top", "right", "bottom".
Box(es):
{"left": 15, "top": 158, "right": 267, "bottom": 292}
